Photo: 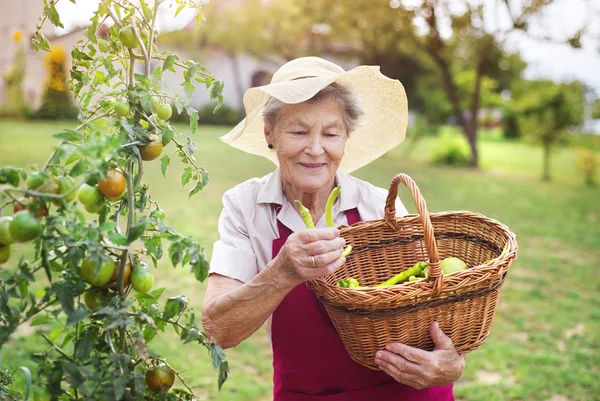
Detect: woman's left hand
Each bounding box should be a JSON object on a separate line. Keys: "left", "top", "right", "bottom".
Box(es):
{"left": 374, "top": 321, "right": 465, "bottom": 389}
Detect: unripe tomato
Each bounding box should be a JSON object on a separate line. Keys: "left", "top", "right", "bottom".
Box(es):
{"left": 78, "top": 184, "right": 103, "bottom": 206}
{"left": 118, "top": 26, "right": 138, "bottom": 49}
{"left": 114, "top": 101, "right": 131, "bottom": 118}
{"left": 145, "top": 363, "right": 175, "bottom": 393}
{"left": 52, "top": 176, "right": 77, "bottom": 206}
{"left": 131, "top": 264, "right": 154, "bottom": 293}
{"left": 9, "top": 210, "right": 43, "bottom": 243}
{"left": 139, "top": 134, "right": 163, "bottom": 161}
{"left": 80, "top": 257, "right": 116, "bottom": 287}
{"left": 0, "top": 244, "right": 10, "bottom": 264}
{"left": 156, "top": 103, "right": 172, "bottom": 121}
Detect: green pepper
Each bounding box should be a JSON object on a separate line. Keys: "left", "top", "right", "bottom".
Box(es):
{"left": 347, "top": 278, "right": 360, "bottom": 288}
{"left": 294, "top": 200, "right": 315, "bottom": 228}
{"left": 337, "top": 278, "right": 349, "bottom": 288}
{"left": 325, "top": 186, "right": 341, "bottom": 227}
{"left": 374, "top": 261, "right": 429, "bottom": 287}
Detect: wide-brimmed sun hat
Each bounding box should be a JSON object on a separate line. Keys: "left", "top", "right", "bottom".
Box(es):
{"left": 220, "top": 56, "right": 408, "bottom": 173}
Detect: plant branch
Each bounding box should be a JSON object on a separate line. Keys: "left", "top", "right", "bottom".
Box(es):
{"left": 42, "top": 333, "right": 75, "bottom": 362}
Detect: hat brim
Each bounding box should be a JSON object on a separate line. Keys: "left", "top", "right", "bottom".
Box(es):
{"left": 220, "top": 65, "right": 408, "bottom": 174}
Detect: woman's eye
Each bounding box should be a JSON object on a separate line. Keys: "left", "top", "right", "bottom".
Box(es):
{"left": 292, "top": 131, "right": 306, "bottom": 135}
{"left": 324, "top": 133, "right": 338, "bottom": 138}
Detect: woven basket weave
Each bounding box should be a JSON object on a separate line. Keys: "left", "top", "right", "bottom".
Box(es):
{"left": 307, "top": 173, "right": 518, "bottom": 370}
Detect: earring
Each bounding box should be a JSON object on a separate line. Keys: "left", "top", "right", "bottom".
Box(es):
{"left": 268, "top": 144, "right": 273, "bottom": 149}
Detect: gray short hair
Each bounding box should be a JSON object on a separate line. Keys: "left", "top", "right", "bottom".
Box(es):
{"left": 262, "top": 82, "right": 364, "bottom": 134}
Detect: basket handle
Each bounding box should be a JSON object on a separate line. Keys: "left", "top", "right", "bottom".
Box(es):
{"left": 384, "top": 173, "right": 443, "bottom": 293}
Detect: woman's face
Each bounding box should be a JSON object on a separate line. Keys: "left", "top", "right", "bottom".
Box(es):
{"left": 265, "top": 98, "right": 348, "bottom": 193}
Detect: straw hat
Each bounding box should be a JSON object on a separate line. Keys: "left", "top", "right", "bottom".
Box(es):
{"left": 220, "top": 57, "right": 408, "bottom": 173}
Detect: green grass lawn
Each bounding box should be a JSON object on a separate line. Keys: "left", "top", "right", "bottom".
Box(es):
{"left": 0, "top": 120, "right": 599, "bottom": 401}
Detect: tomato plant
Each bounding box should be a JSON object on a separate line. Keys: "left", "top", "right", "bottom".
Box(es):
{"left": 0, "top": 1, "right": 228, "bottom": 400}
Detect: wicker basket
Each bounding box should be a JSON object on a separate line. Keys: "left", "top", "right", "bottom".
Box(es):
{"left": 307, "top": 173, "right": 518, "bottom": 370}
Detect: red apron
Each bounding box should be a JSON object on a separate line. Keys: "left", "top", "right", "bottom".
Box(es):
{"left": 271, "top": 208, "right": 454, "bottom": 401}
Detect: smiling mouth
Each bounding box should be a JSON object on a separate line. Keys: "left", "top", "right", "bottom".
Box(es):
{"left": 300, "top": 163, "right": 325, "bottom": 168}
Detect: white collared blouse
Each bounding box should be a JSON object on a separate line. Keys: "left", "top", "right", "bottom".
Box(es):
{"left": 209, "top": 168, "right": 409, "bottom": 283}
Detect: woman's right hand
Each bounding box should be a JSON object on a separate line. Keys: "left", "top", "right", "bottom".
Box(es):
{"left": 276, "top": 227, "right": 347, "bottom": 287}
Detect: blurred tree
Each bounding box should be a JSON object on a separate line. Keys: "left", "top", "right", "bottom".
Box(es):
{"left": 512, "top": 80, "right": 586, "bottom": 181}
{"left": 200, "top": 0, "right": 596, "bottom": 168}
{"left": 2, "top": 31, "right": 27, "bottom": 118}
{"left": 592, "top": 99, "right": 600, "bottom": 120}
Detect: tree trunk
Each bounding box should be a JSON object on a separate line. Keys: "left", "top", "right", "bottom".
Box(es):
{"left": 542, "top": 140, "right": 551, "bottom": 181}
{"left": 423, "top": 2, "right": 482, "bottom": 168}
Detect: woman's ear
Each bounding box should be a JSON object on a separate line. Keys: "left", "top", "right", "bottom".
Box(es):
{"left": 264, "top": 121, "right": 273, "bottom": 147}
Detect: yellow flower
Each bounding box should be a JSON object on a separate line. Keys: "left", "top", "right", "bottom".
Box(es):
{"left": 12, "top": 30, "right": 23, "bottom": 43}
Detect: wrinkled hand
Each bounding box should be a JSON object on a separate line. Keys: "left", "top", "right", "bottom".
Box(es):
{"left": 277, "top": 228, "right": 346, "bottom": 287}
{"left": 374, "top": 322, "right": 465, "bottom": 389}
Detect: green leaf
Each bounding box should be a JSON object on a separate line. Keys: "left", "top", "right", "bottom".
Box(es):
{"left": 53, "top": 129, "right": 83, "bottom": 142}
{"left": 108, "top": 232, "right": 128, "bottom": 246}
{"left": 33, "top": 31, "right": 52, "bottom": 52}
{"left": 161, "top": 126, "right": 174, "bottom": 146}
{"left": 195, "top": 11, "right": 206, "bottom": 32}
{"left": 182, "top": 81, "right": 195, "bottom": 100}
{"left": 174, "top": 3, "right": 186, "bottom": 17}
{"left": 30, "top": 315, "right": 51, "bottom": 326}
{"left": 61, "top": 331, "right": 75, "bottom": 348}
{"left": 101, "top": 221, "right": 117, "bottom": 232}
{"left": 143, "top": 325, "right": 157, "bottom": 343}
{"left": 210, "top": 80, "right": 225, "bottom": 100}
{"left": 192, "top": 253, "right": 210, "bottom": 282}
{"left": 49, "top": 328, "right": 63, "bottom": 341}
{"left": 0, "top": 167, "right": 21, "bottom": 187}
{"left": 163, "top": 54, "right": 176, "bottom": 72}
{"left": 160, "top": 155, "right": 170, "bottom": 177}
{"left": 169, "top": 242, "right": 184, "bottom": 267}
{"left": 127, "top": 218, "right": 148, "bottom": 244}
{"left": 69, "top": 159, "right": 89, "bottom": 177}
{"left": 44, "top": 3, "right": 64, "bottom": 28}
{"left": 71, "top": 49, "right": 93, "bottom": 61}
{"left": 151, "top": 66, "right": 163, "bottom": 84}
{"left": 188, "top": 108, "right": 199, "bottom": 135}
{"left": 181, "top": 167, "right": 192, "bottom": 186}
{"left": 163, "top": 296, "right": 188, "bottom": 320}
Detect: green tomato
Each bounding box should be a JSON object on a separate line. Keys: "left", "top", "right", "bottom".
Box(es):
{"left": 52, "top": 176, "right": 77, "bottom": 206}
{"left": 0, "top": 216, "right": 14, "bottom": 245}
{"left": 84, "top": 288, "right": 111, "bottom": 310}
{"left": 115, "top": 101, "right": 131, "bottom": 118}
{"left": 78, "top": 184, "right": 103, "bottom": 206}
{"left": 9, "top": 210, "right": 43, "bottom": 243}
{"left": 156, "top": 103, "right": 172, "bottom": 121}
{"left": 151, "top": 209, "right": 166, "bottom": 220}
{"left": 84, "top": 198, "right": 106, "bottom": 214}
{"left": 142, "top": 96, "right": 160, "bottom": 114}
{"left": 131, "top": 265, "right": 154, "bottom": 293}
{"left": 81, "top": 257, "right": 116, "bottom": 287}
{"left": 118, "top": 26, "right": 139, "bottom": 49}
{"left": 0, "top": 244, "right": 10, "bottom": 264}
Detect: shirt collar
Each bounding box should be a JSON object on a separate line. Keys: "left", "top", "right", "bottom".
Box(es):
{"left": 257, "top": 167, "right": 360, "bottom": 212}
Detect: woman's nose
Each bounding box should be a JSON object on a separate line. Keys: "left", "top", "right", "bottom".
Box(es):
{"left": 305, "top": 134, "right": 324, "bottom": 156}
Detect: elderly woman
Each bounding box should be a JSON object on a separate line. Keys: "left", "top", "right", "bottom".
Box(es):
{"left": 202, "top": 57, "right": 464, "bottom": 400}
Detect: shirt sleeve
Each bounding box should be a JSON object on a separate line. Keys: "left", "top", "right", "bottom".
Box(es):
{"left": 209, "top": 188, "right": 259, "bottom": 283}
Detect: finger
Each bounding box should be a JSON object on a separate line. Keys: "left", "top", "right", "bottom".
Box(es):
{"left": 313, "top": 248, "right": 346, "bottom": 267}
{"left": 306, "top": 237, "right": 346, "bottom": 255}
{"left": 377, "top": 360, "right": 425, "bottom": 389}
{"left": 375, "top": 350, "right": 421, "bottom": 374}
{"left": 430, "top": 321, "right": 455, "bottom": 351}
{"left": 385, "top": 343, "right": 430, "bottom": 364}
{"left": 299, "top": 227, "right": 339, "bottom": 242}
{"left": 319, "top": 256, "right": 346, "bottom": 276}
